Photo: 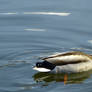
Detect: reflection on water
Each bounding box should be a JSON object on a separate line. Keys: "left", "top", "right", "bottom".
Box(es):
{"left": 88, "top": 40, "right": 92, "bottom": 44}
{"left": 0, "top": 12, "right": 18, "bottom": 15}
{"left": 24, "top": 28, "right": 46, "bottom": 32}
{"left": 23, "top": 12, "right": 71, "bottom": 16}
{"left": 33, "top": 70, "right": 92, "bottom": 85}
{"left": 0, "top": 12, "right": 71, "bottom": 16}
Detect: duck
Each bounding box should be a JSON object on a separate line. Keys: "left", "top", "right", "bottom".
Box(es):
{"left": 33, "top": 51, "right": 92, "bottom": 73}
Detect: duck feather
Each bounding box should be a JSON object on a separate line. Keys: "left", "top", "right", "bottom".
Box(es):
{"left": 42, "top": 51, "right": 92, "bottom": 65}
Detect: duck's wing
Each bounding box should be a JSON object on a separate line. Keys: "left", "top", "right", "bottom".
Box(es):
{"left": 42, "top": 51, "right": 91, "bottom": 65}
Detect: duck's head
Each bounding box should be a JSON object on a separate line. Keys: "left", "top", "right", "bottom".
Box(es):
{"left": 33, "top": 61, "right": 56, "bottom": 72}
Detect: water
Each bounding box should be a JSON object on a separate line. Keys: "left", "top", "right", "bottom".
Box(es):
{"left": 0, "top": 0, "right": 92, "bottom": 92}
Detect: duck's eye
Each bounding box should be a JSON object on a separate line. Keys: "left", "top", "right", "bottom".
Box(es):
{"left": 38, "top": 63, "right": 40, "bottom": 66}
{"left": 36, "top": 63, "right": 42, "bottom": 67}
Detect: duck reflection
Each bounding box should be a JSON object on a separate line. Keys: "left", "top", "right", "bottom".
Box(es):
{"left": 33, "top": 70, "right": 92, "bottom": 84}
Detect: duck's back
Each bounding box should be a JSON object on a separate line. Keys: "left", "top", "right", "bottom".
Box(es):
{"left": 42, "top": 51, "right": 92, "bottom": 65}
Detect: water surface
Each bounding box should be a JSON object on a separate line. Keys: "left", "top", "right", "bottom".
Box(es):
{"left": 0, "top": 0, "right": 92, "bottom": 92}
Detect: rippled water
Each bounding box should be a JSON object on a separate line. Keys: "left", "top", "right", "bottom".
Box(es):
{"left": 0, "top": 0, "right": 92, "bottom": 92}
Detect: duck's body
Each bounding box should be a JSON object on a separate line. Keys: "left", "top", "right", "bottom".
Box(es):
{"left": 33, "top": 51, "right": 92, "bottom": 73}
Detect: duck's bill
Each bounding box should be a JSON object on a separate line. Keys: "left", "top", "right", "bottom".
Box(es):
{"left": 33, "top": 67, "right": 51, "bottom": 72}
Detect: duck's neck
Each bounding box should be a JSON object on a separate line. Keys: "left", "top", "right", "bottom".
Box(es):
{"left": 42, "top": 61, "right": 56, "bottom": 70}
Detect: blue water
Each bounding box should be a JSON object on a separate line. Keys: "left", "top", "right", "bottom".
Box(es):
{"left": 0, "top": 0, "right": 92, "bottom": 92}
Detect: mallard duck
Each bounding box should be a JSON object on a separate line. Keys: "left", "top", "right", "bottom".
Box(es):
{"left": 33, "top": 51, "right": 92, "bottom": 73}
